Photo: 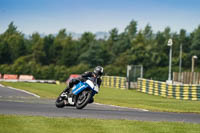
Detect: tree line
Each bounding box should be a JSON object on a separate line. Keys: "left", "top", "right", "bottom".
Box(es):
{"left": 0, "top": 20, "right": 200, "bottom": 81}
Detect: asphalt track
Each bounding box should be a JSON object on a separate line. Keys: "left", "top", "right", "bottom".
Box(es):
{"left": 0, "top": 85, "right": 200, "bottom": 123}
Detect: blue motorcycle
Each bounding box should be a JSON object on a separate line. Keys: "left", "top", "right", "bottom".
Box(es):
{"left": 55, "top": 78, "right": 99, "bottom": 109}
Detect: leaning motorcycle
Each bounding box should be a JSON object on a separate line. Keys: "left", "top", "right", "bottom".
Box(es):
{"left": 55, "top": 77, "right": 99, "bottom": 109}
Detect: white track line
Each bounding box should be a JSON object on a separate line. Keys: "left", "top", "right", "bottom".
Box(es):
{"left": 0, "top": 83, "right": 40, "bottom": 98}
{"left": 0, "top": 84, "right": 5, "bottom": 87}
{"left": 6, "top": 86, "right": 40, "bottom": 98}
{"left": 94, "top": 102, "right": 149, "bottom": 112}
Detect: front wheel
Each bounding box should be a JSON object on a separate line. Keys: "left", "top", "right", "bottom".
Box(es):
{"left": 76, "top": 90, "right": 93, "bottom": 109}
{"left": 55, "top": 92, "right": 67, "bottom": 108}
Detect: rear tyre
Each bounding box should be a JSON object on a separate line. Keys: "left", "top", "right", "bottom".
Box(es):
{"left": 76, "top": 90, "right": 93, "bottom": 109}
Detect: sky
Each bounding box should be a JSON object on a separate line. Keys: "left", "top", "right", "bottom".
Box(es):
{"left": 0, "top": 0, "right": 200, "bottom": 34}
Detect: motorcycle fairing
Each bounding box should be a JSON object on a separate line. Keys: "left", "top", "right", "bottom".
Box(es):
{"left": 71, "top": 82, "right": 88, "bottom": 95}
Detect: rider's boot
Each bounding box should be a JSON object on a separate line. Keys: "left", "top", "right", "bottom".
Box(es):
{"left": 88, "top": 97, "right": 94, "bottom": 104}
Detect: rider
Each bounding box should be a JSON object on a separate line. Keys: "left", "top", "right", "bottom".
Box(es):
{"left": 64, "top": 66, "right": 104, "bottom": 98}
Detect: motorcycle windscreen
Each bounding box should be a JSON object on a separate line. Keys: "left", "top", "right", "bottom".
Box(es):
{"left": 72, "top": 82, "right": 88, "bottom": 95}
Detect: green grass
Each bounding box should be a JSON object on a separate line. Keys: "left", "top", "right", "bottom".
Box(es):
{"left": 95, "top": 87, "right": 200, "bottom": 113}
{"left": 1, "top": 82, "right": 200, "bottom": 113}
{"left": 0, "top": 82, "right": 66, "bottom": 99}
{"left": 0, "top": 115, "right": 200, "bottom": 133}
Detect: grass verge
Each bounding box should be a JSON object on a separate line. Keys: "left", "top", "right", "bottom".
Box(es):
{"left": 1, "top": 82, "right": 200, "bottom": 113}
{"left": 0, "top": 82, "right": 66, "bottom": 99}
{"left": 0, "top": 114, "right": 200, "bottom": 133}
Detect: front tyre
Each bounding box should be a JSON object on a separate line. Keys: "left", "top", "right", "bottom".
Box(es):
{"left": 55, "top": 92, "right": 67, "bottom": 108}
{"left": 76, "top": 90, "right": 93, "bottom": 109}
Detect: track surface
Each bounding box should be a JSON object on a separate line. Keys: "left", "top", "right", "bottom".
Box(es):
{"left": 0, "top": 85, "right": 200, "bottom": 123}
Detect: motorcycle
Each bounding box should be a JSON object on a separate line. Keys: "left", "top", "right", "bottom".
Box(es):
{"left": 55, "top": 77, "right": 99, "bottom": 109}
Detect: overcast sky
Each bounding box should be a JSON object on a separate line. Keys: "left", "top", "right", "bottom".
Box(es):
{"left": 0, "top": 0, "right": 200, "bottom": 34}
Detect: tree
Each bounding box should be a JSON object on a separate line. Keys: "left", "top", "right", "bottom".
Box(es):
{"left": 49, "top": 29, "right": 68, "bottom": 64}
{"left": 79, "top": 32, "right": 95, "bottom": 51}
{"left": 60, "top": 36, "right": 79, "bottom": 66}
{"left": 191, "top": 25, "right": 200, "bottom": 66}
{"left": 106, "top": 28, "right": 119, "bottom": 58}
{"left": 0, "top": 39, "right": 12, "bottom": 64}
{"left": 0, "top": 22, "right": 26, "bottom": 63}
{"left": 130, "top": 31, "right": 151, "bottom": 66}
{"left": 78, "top": 32, "right": 96, "bottom": 62}
{"left": 178, "top": 29, "right": 191, "bottom": 68}
{"left": 125, "top": 20, "right": 137, "bottom": 40}
{"left": 43, "top": 34, "right": 55, "bottom": 65}
{"left": 30, "top": 33, "right": 47, "bottom": 64}
{"left": 4, "top": 22, "right": 18, "bottom": 35}
{"left": 1, "top": 20, "right": 200, "bottom": 81}
{"left": 79, "top": 41, "right": 105, "bottom": 67}
{"left": 143, "top": 24, "right": 153, "bottom": 40}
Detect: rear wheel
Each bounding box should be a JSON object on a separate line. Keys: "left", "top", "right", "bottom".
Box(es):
{"left": 55, "top": 92, "right": 67, "bottom": 108}
{"left": 76, "top": 90, "right": 93, "bottom": 109}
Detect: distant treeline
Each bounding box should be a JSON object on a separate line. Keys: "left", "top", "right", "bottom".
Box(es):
{"left": 0, "top": 20, "right": 200, "bottom": 81}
